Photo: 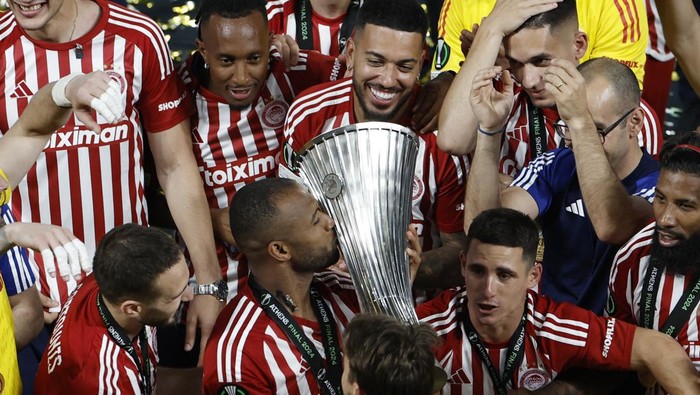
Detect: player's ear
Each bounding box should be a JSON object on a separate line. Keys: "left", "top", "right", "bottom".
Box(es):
{"left": 527, "top": 263, "right": 542, "bottom": 288}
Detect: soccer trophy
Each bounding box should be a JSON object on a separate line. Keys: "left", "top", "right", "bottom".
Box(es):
{"left": 292, "top": 122, "right": 419, "bottom": 324}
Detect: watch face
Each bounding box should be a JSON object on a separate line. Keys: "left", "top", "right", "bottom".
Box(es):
{"left": 214, "top": 279, "right": 229, "bottom": 301}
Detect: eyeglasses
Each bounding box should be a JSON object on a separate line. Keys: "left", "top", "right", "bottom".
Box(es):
{"left": 554, "top": 108, "right": 636, "bottom": 144}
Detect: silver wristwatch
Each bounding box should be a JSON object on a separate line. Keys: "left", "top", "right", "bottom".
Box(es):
{"left": 192, "top": 279, "right": 228, "bottom": 302}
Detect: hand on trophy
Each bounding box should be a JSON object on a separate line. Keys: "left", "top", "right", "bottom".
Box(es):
{"left": 407, "top": 225, "right": 422, "bottom": 286}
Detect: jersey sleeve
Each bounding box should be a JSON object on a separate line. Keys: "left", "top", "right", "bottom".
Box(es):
{"left": 280, "top": 92, "right": 320, "bottom": 169}
{"left": 282, "top": 50, "right": 346, "bottom": 93}
{"left": 0, "top": 205, "right": 35, "bottom": 296}
{"left": 578, "top": 0, "right": 648, "bottom": 86}
{"left": 510, "top": 151, "right": 563, "bottom": 216}
{"left": 133, "top": 19, "right": 192, "bottom": 133}
{"left": 266, "top": 0, "right": 287, "bottom": 36}
{"left": 605, "top": 248, "right": 639, "bottom": 324}
{"left": 536, "top": 296, "right": 635, "bottom": 372}
{"left": 432, "top": 150, "right": 469, "bottom": 233}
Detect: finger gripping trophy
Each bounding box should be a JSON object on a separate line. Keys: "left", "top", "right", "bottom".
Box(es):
{"left": 293, "top": 122, "right": 419, "bottom": 324}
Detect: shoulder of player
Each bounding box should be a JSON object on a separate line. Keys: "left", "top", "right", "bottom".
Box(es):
{"left": 526, "top": 292, "right": 593, "bottom": 347}
{"left": 104, "top": 3, "right": 171, "bottom": 55}
{"left": 266, "top": 0, "right": 294, "bottom": 16}
{"left": 0, "top": 10, "right": 22, "bottom": 46}
{"left": 418, "top": 287, "right": 465, "bottom": 334}
{"left": 612, "top": 221, "right": 654, "bottom": 269}
{"left": 286, "top": 78, "right": 351, "bottom": 123}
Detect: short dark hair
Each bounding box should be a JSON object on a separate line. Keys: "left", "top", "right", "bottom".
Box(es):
{"left": 229, "top": 177, "right": 301, "bottom": 252}
{"left": 466, "top": 208, "right": 539, "bottom": 267}
{"left": 659, "top": 131, "right": 700, "bottom": 177}
{"left": 515, "top": 0, "right": 577, "bottom": 34}
{"left": 355, "top": 0, "right": 428, "bottom": 39}
{"left": 196, "top": 0, "right": 267, "bottom": 36}
{"left": 578, "top": 57, "right": 641, "bottom": 116}
{"left": 344, "top": 314, "right": 439, "bottom": 395}
{"left": 93, "top": 224, "right": 182, "bottom": 304}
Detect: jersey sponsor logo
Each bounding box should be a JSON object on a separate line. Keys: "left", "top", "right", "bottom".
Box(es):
{"left": 9, "top": 80, "right": 33, "bottom": 99}
{"left": 434, "top": 38, "right": 450, "bottom": 71}
{"left": 616, "top": 59, "right": 640, "bottom": 69}
{"left": 217, "top": 384, "right": 249, "bottom": 395}
{"left": 601, "top": 318, "right": 616, "bottom": 358}
{"left": 45, "top": 124, "right": 130, "bottom": 150}
{"left": 519, "top": 368, "right": 550, "bottom": 390}
{"left": 565, "top": 199, "right": 585, "bottom": 218}
{"left": 412, "top": 176, "right": 424, "bottom": 202}
{"left": 330, "top": 57, "right": 342, "bottom": 81}
{"left": 261, "top": 100, "right": 289, "bottom": 129}
{"left": 158, "top": 90, "right": 187, "bottom": 112}
{"left": 200, "top": 153, "right": 279, "bottom": 187}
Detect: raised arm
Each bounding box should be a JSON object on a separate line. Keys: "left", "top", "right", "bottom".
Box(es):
{"left": 438, "top": 0, "right": 561, "bottom": 155}
{"left": 545, "top": 59, "right": 653, "bottom": 244}
{"left": 656, "top": 0, "right": 700, "bottom": 94}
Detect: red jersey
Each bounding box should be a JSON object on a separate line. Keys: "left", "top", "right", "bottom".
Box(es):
{"left": 0, "top": 0, "right": 190, "bottom": 308}
{"left": 179, "top": 50, "right": 343, "bottom": 295}
{"left": 500, "top": 88, "right": 662, "bottom": 177}
{"left": 35, "top": 276, "right": 158, "bottom": 394}
{"left": 646, "top": 0, "right": 673, "bottom": 62}
{"left": 202, "top": 271, "right": 360, "bottom": 395}
{"left": 266, "top": 0, "right": 348, "bottom": 56}
{"left": 282, "top": 78, "right": 469, "bottom": 249}
{"left": 417, "top": 288, "right": 635, "bottom": 394}
{"left": 608, "top": 222, "right": 700, "bottom": 394}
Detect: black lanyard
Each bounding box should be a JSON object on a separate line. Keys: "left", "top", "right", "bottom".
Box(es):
{"left": 249, "top": 277, "right": 342, "bottom": 395}
{"left": 96, "top": 293, "right": 152, "bottom": 395}
{"left": 526, "top": 96, "right": 546, "bottom": 159}
{"left": 640, "top": 261, "right": 700, "bottom": 338}
{"left": 294, "top": 0, "right": 360, "bottom": 54}
{"left": 463, "top": 300, "right": 527, "bottom": 395}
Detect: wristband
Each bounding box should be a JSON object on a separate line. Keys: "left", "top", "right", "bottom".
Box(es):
{"left": 478, "top": 127, "right": 504, "bottom": 136}
{"left": 0, "top": 167, "right": 11, "bottom": 206}
{"left": 51, "top": 73, "right": 82, "bottom": 108}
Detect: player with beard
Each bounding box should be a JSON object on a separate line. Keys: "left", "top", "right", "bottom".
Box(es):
{"left": 281, "top": 0, "right": 469, "bottom": 290}
{"left": 607, "top": 131, "right": 700, "bottom": 393}
{"left": 202, "top": 177, "right": 421, "bottom": 394}
{"left": 34, "top": 224, "right": 193, "bottom": 394}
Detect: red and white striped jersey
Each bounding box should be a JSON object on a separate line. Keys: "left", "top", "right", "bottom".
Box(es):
{"left": 645, "top": 0, "right": 674, "bottom": 62}
{"left": 0, "top": 0, "right": 190, "bottom": 308}
{"left": 179, "top": 50, "right": 344, "bottom": 295}
{"left": 35, "top": 276, "right": 158, "bottom": 394}
{"left": 608, "top": 221, "right": 700, "bottom": 394}
{"left": 266, "top": 0, "right": 346, "bottom": 56}
{"left": 417, "top": 288, "right": 635, "bottom": 395}
{"left": 282, "top": 78, "right": 469, "bottom": 249}
{"left": 202, "top": 271, "right": 360, "bottom": 395}
{"left": 500, "top": 88, "right": 662, "bottom": 177}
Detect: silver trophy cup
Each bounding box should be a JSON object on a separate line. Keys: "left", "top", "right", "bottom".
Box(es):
{"left": 293, "top": 122, "right": 419, "bottom": 324}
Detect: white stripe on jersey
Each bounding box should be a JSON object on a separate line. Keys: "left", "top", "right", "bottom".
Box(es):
{"left": 108, "top": 5, "right": 172, "bottom": 79}
{"left": 285, "top": 83, "right": 353, "bottom": 134}
{"left": 511, "top": 151, "right": 557, "bottom": 191}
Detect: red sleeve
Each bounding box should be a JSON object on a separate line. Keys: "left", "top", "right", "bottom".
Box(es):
{"left": 535, "top": 296, "right": 635, "bottom": 372}
{"left": 280, "top": 92, "right": 322, "bottom": 168}
{"left": 430, "top": 142, "right": 468, "bottom": 233}
{"left": 135, "top": 24, "right": 192, "bottom": 133}
{"left": 606, "top": 238, "right": 645, "bottom": 325}
{"left": 285, "top": 50, "right": 346, "bottom": 93}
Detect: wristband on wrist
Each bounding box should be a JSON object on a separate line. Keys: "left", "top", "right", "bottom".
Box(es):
{"left": 51, "top": 73, "right": 82, "bottom": 108}
{"left": 478, "top": 126, "right": 504, "bottom": 136}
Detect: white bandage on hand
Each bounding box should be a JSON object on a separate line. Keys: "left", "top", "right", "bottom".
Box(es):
{"left": 41, "top": 239, "right": 92, "bottom": 281}
{"left": 90, "top": 79, "right": 124, "bottom": 124}
{"left": 51, "top": 73, "right": 83, "bottom": 108}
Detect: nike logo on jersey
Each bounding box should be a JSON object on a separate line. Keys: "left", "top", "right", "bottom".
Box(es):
{"left": 9, "top": 81, "right": 34, "bottom": 99}
{"left": 565, "top": 199, "right": 586, "bottom": 218}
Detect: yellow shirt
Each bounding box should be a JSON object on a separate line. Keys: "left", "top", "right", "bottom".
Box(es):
{"left": 432, "top": 0, "right": 648, "bottom": 86}
{"left": 0, "top": 275, "right": 20, "bottom": 395}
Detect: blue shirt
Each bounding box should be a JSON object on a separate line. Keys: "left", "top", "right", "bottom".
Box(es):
{"left": 0, "top": 205, "right": 36, "bottom": 296}
{"left": 512, "top": 148, "right": 659, "bottom": 314}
